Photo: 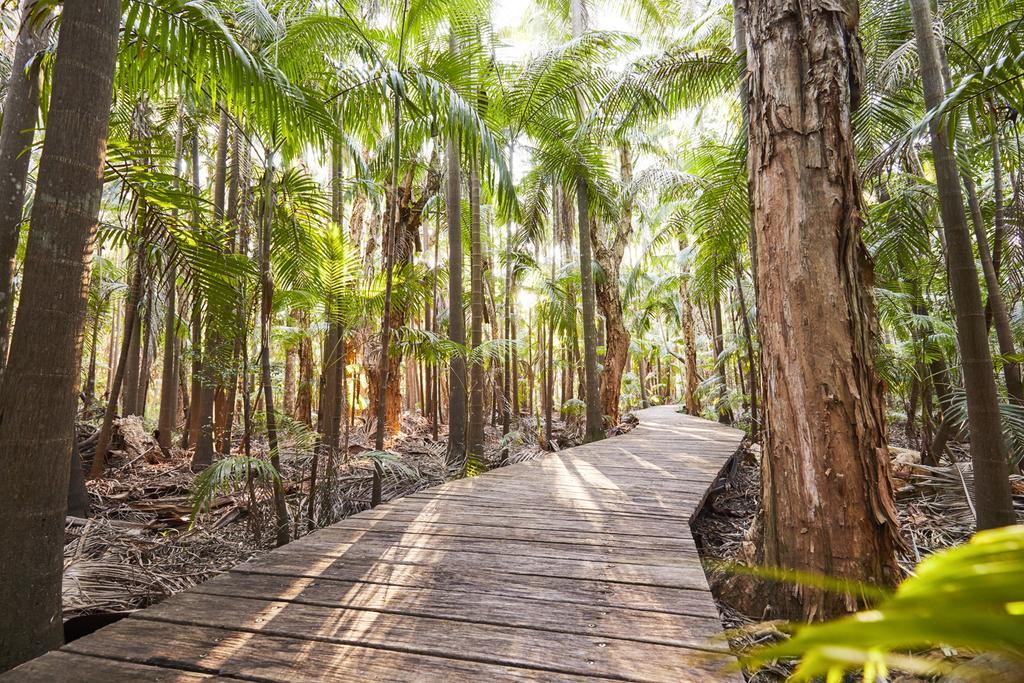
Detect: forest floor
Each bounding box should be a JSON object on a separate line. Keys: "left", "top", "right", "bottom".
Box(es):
{"left": 64, "top": 409, "right": 618, "bottom": 639}
{"left": 692, "top": 426, "right": 1024, "bottom": 682}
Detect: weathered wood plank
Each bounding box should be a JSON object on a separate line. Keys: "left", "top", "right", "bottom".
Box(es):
{"left": 64, "top": 619, "right": 611, "bottom": 682}
{"left": 2, "top": 651, "right": 239, "bottom": 682}
{"left": 192, "top": 570, "right": 725, "bottom": 641}
{"left": 232, "top": 558, "right": 721, "bottom": 615}
{"left": 326, "top": 516, "right": 697, "bottom": 550}
{"left": 240, "top": 540, "right": 711, "bottom": 588}
{"left": 283, "top": 526, "right": 698, "bottom": 567}
{"left": 131, "top": 593, "right": 735, "bottom": 681}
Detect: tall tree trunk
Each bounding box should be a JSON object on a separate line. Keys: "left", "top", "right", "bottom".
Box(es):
{"left": 0, "top": 0, "right": 51, "bottom": 371}
{"left": 576, "top": 180, "right": 604, "bottom": 442}
{"left": 746, "top": 0, "right": 902, "bottom": 619}
{"left": 284, "top": 332, "right": 298, "bottom": 417}
{"left": 157, "top": 275, "right": 178, "bottom": 451}
{"left": 544, "top": 247, "right": 556, "bottom": 448}
{"left": 679, "top": 239, "right": 702, "bottom": 415}
{"left": 187, "top": 131, "right": 203, "bottom": 448}
{"left": 371, "top": 90, "right": 403, "bottom": 505}
{"left": 712, "top": 296, "right": 733, "bottom": 423}
{"left": 734, "top": 262, "right": 759, "bottom": 437}
{"left": 446, "top": 121, "right": 467, "bottom": 469}
{"left": 84, "top": 312, "right": 101, "bottom": 405}
{"left": 467, "top": 159, "right": 486, "bottom": 471}
{"left": 121, "top": 253, "right": 143, "bottom": 416}
{"left": 0, "top": 0, "right": 120, "bottom": 669}
{"left": 138, "top": 286, "right": 156, "bottom": 415}
{"left": 591, "top": 145, "right": 633, "bottom": 425}
{"left": 219, "top": 126, "right": 247, "bottom": 453}
{"left": 963, "top": 178, "right": 1023, "bottom": 405}
{"left": 429, "top": 205, "right": 441, "bottom": 439}
{"left": 91, "top": 255, "right": 144, "bottom": 478}
{"left": 157, "top": 114, "right": 184, "bottom": 451}
{"left": 909, "top": 0, "right": 1015, "bottom": 528}
{"left": 568, "top": 0, "right": 603, "bottom": 443}
{"left": 294, "top": 311, "right": 314, "bottom": 425}
{"left": 192, "top": 112, "right": 231, "bottom": 470}
{"left": 258, "top": 152, "right": 290, "bottom": 547}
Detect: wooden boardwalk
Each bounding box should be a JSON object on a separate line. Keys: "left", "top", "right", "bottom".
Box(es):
{"left": 8, "top": 406, "right": 744, "bottom": 682}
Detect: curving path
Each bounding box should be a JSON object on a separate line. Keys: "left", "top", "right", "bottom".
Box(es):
{"left": 7, "top": 405, "right": 744, "bottom": 682}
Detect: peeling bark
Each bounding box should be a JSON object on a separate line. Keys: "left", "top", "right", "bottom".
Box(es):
{"left": 746, "top": 0, "right": 902, "bottom": 619}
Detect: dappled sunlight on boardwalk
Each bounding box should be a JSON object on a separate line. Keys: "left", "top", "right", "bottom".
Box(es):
{"left": 8, "top": 406, "right": 744, "bottom": 682}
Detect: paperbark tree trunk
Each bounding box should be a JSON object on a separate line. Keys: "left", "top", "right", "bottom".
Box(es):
{"left": 0, "top": 0, "right": 120, "bottom": 669}
{"left": 591, "top": 145, "right": 633, "bottom": 425}
{"left": 746, "top": 0, "right": 902, "bottom": 619}
{"left": 909, "top": 0, "right": 1015, "bottom": 528}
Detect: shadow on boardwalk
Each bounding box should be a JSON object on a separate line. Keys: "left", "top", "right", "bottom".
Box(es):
{"left": 7, "top": 405, "right": 745, "bottom": 682}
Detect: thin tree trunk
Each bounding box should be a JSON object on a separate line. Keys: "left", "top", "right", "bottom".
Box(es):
{"left": 963, "top": 178, "right": 1023, "bottom": 405}
{"left": 467, "top": 158, "right": 486, "bottom": 470}
{"left": 734, "top": 262, "right": 758, "bottom": 436}
{"left": 576, "top": 180, "right": 604, "bottom": 442}
{"left": 371, "top": 89, "right": 403, "bottom": 505}
{"left": 84, "top": 312, "right": 101, "bottom": 405}
{"left": 747, "top": 0, "right": 902, "bottom": 619}
{"left": 284, "top": 331, "right": 298, "bottom": 417}
{"left": 544, "top": 254, "right": 555, "bottom": 448}
{"left": 679, "top": 240, "right": 702, "bottom": 415}
{"left": 192, "top": 112, "right": 231, "bottom": 469}
{"left": 121, "top": 253, "right": 143, "bottom": 416}
{"left": 187, "top": 131, "right": 203, "bottom": 449}
{"left": 910, "top": 0, "right": 1015, "bottom": 528}
{"left": 91, "top": 255, "right": 144, "bottom": 478}
{"left": 712, "top": 296, "right": 733, "bottom": 423}
{"left": 219, "top": 128, "right": 248, "bottom": 452}
{"left": 157, "top": 117, "right": 185, "bottom": 451}
{"left": 446, "top": 95, "right": 467, "bottom": 469}
{"left": 0, "top": 0, "right": 120, "bottom": 668}
{"left": 258, "top": 151, "right": 290, "bottom": 547}
{"left": 0, "top": 0, "right": 51, "bottom": 371}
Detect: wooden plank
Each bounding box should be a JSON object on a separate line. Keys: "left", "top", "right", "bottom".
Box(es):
{"left": 327, "top": 516, "right": 697, "bottom": 550}
{"left": 1, "top": 651, "right": 239, "bottom": 682}
{"left": 233, "top": 556, "right": 717, "bottom": 615}
{"left": 241, "top": 539, "right": 711, "bottom": 589}
{"left": 130, "top": 593, "right": 736, "bottom": 682}
{"left": 293, "top": 526, "right": 697, "bottom": 566}
{"left": 64, "top": 619, "right": 610, "bottom": 682}
{"left": 192, "top": 570, "right": 725, "bottom": 641}
{"left": 367, "top": 498, "right": 699, "bottom": 537}
{"left": 403, "top": 490, "right": 706, "bottom": 514}
{"left": 391, "top": 493, "right": 699, "bottom": 523}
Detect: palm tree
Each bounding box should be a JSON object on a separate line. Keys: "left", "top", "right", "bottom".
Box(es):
{"left": 0, "top": 0, "right": 52, "bottom": 371}
{"left": 0, "top": 0, "right": 122, "bottom": 669}
{"left": 908, "top": 0, "right": 1015, "bottom": 529}
{"left": 446, "top": 96, "right": 467, "bottom": 469}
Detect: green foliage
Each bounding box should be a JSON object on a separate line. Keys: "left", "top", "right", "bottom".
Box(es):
{"left": 744, "top": 525, "right": 1024, "bottom": 681}
{"left": 190, "top": 455, "right": 281, "bottom": 521}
